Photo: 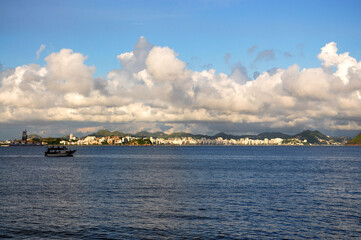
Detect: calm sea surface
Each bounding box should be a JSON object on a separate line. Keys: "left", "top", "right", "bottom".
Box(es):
{"left": 1, "top": 146, "right": 361, "bottom": 239}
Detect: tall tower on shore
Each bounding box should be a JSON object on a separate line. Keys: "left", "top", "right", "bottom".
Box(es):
{"left": 22, "top": 130, "right": 27, "bottom": 141}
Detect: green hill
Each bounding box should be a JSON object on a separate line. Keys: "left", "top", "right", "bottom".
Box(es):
{"left": 212, "top": 132, "right": 240, "bottom": 140}
{"left": 134, "top": 131, "right": 153, "bottom": 137}
{"left": 89, "top": 129, "right": 127, "bottom": 137}
{"left": 330, "top": 136, "right": 351, "bottom": 145}
{"left": 135, "top": 131, "right": 167, "bottom": 138}
{"left": 347, "top": 133, "right": 361, "bottom": 145}
{"left": 28, "top": 134, "right": 42, "bottom": 139}
{"left": 85, "top": 128, "right": 348, "bottom": 145}
{"left": 292, "top": 130, "right": 329, "bottom": 144}
{"left": 167, "top": 132, "right": 200, "bottom": 139}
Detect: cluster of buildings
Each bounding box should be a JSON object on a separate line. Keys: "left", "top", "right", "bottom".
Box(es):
{"left": 151, "top": 137, "right": 284, "bottom": 145}
{"left": 2, "top": 130, "right": 347, "bottom": 146}
{"left": 60, "top": 135, "right": 285, "bottom": 146}
{"left": 60, "top": 135, "right": 135, "bottom": 145}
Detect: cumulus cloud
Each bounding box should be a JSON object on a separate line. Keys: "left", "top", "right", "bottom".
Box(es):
{"left": 117, "top": 36, "right": 152, "bottom": 73}
{"left": 1, "top": 37, "right": 361, "bottom": 137}
{"left": 146, "top": 46, "right": 189, "bottom": 82}
{"left": 318, "top": 42, "right": 359, "bottom": 85}
{"left": 229, "top": 62, "right": 250, "bottom": 84}
{"left": 45, "top": 49, "right": 95, "bottom": 95}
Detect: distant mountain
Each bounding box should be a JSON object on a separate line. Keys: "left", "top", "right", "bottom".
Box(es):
{"left": 166, "top": 132, "right": 208, "bottom": 139}
{"left": 212, "top": 132, "right": 240, "bottom": 140}
{"left": 61, "top": 134, "right": 70, "bottom": 139}
{"left": 212, "top": 132, "right": 291, "bottom": 140}
{"left": 134, "top": 131, "right": 153, "bottom": 137}
{"left": 28, "top": 134, "right": 42, "bottom": 139}
{"left": 257, "top": 132, "right": 291, "bottom": 139}
{"left": 90, "top": 129, "right": 170, "bottom": 138}
{"left": 347, "top": 132, "right": 361, "bottom": 145}
{"left": 331, "top": 136, "right": 351, "bottom": 144}
{"left": 89, "top": 129, "right": 127, "bottom": 137}
{"left": 135, "top": 131, "right": 167, "bottom": 138}
{"left": 112, "top": 131, "right": 127, "bottom": 136}
{"left": 90, "top": 129, "right": 111, "bottom": 137}
{"left": 292, "top": 130, "right": 329, "bottom": 144}
{"left": 86, "top": 128, "right": 348, "bottom": 145}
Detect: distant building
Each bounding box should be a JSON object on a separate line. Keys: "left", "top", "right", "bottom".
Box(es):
{"left": 22, "top": 130, "right": 27, "bottom": 141}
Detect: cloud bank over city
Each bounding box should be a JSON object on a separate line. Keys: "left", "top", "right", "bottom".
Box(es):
{"left": 1, "top": 37, "right": 361, "bottom": 137}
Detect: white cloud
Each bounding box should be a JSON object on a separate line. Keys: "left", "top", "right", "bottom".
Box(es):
{"left": 45, "top": 49, "right": 95, "bottom": 96}
{"left": 146, "top": 46, "right": 189, "bottom": 82}
{"left": 281, "top": 65, "right": 331, "bottom": 100}
{"left": 318, "top": 42, "right": 360, "bottom": 85}
{"left": 1, "top": 38, "right": 361, "bottom": 136}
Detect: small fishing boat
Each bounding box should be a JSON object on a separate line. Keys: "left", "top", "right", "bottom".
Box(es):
{"left": 45, "top": 146, "right": 76, "bottom": 157}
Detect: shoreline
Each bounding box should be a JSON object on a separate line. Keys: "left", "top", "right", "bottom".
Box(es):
{"left": 19, "top": 144, "right": 356, "bottom": 147}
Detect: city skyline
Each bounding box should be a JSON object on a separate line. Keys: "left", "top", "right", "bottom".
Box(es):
{"left": 1, "top": 0, "right": 361, "bottom": 139}
{"left": 2, "top": 128, "right": 346, "bottom": 146}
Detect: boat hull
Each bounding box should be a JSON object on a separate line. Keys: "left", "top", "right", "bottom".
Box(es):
{"left": 45, "top": 150, "right": 76, "bottom": 157}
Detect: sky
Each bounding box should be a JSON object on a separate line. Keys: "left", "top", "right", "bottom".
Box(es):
{"left": 1, "top": 0, "right": 361, "bottom": 139}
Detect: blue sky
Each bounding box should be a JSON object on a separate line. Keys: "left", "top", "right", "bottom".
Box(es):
{"left": 1, "top": 0, "right": 361, "bottom": 139}
{"left": 2, "top": 0, "right": 360, "bottom": 77}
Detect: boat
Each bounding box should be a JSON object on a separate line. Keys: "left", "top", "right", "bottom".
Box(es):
{"left": 45, "top": 146, "right": 76, "bottom": 157}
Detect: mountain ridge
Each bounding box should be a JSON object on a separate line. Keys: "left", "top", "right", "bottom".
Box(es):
{"left": 87, "top": 129, "right": 351, "bottom": 144}
{"left": 347, "top": 132, "right": 361, "bottom": 145}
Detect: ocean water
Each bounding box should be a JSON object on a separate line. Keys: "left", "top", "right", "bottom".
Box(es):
{"left": 1, "top": 146, "right": 361, "bottom": 239}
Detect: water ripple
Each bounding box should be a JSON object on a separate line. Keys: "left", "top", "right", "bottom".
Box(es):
{"left": 1, "top": 146, "right": 361, "bottom": 239}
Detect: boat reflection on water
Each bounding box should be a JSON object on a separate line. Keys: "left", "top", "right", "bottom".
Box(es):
{"left": 44, "top": 146, "right": 76, "bottom": 157}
